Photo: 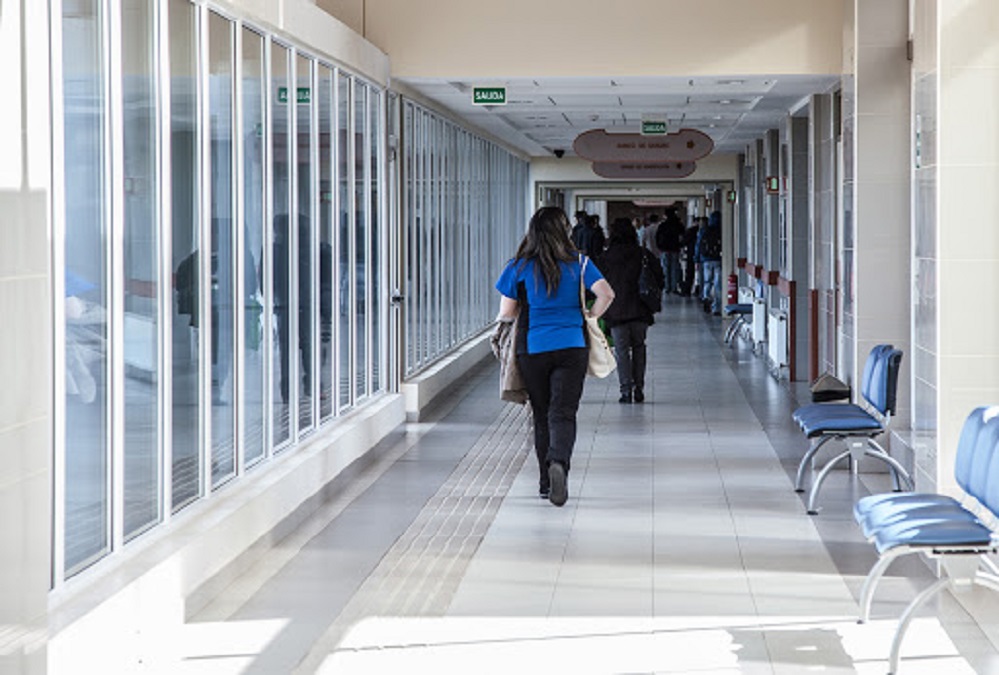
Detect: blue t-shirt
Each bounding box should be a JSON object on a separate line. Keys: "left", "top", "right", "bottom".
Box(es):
{"left": 495, "top": 256, "right": 604, "bottom": 354}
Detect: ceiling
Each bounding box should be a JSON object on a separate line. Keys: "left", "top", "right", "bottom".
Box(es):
{"left": 397, "top": 75, "right": 840, "bottom": 160}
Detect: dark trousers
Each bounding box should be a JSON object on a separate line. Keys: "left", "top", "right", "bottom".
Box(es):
{"left": 610, "top": 321, "right": 648, "bottom": 392}
{"left": 519, "top": 347, "right": 588, "bottom": 485}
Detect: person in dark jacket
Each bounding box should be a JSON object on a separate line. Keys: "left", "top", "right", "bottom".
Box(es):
{"left": 597, "top": 217, "right": 665, "bottom": 403}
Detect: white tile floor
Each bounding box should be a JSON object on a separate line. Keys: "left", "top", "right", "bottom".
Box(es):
{"left": 187, "top": 298, "right": 999, "bottom": 674}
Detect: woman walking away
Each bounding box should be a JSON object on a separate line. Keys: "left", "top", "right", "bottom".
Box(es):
{"left": 495, "top": 206, "right": 615, "bottom": 506}
{"left": 597, "top": 217, "right": 665, "bottom": 404}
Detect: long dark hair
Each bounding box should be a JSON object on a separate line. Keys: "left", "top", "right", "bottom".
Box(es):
{"left": 514, "top": 206, "right": 577, "bottom": 295}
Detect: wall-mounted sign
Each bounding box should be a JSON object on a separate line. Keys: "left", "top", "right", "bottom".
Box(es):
{"left": 278, "top": 87, "right": 311, "bottom": 104}
{"left": 641, "top": 120, "right": 667, "bottom": 136}
{"left": 591, "top": 161, "right": 697, "bottom": 179}
{"left": 472, "top": 87, "right": 507, "bottom": 105}
{"left": 574, "top": 128, "right": 713, "bottom": 162}
{"left": 765, "top": 176, "right": 781, "bottom": 194}
{"left": 727, "top": 190, "right": 737, "bottom": 203}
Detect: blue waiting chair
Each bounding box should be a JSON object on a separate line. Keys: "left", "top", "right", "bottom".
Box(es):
{"left": 854, "top": 405, "right": 999, "bottom": 674}
{"left": 792, "top": 344, "right": 913, "bottom": 514}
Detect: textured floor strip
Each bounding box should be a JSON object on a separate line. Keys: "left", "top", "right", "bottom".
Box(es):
{"left": 294, "top": 401, "right": 532, "bottom": 672}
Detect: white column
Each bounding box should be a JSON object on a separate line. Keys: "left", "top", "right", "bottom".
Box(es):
{"left": 851, "top": 0, "right": 911, "bottom": 426}
{"left": 933, "top": 0, "right": 999, "bottom": 493}
{"left": 0, "top": 1, "right": 53, "bottom": 673}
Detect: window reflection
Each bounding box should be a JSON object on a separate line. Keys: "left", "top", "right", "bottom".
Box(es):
{"left": 209, "top": 12, "right": 236, "bottom": 485}
{"left": 63, "top": 0, "right": 109, "bottom": 574}
{"left": 242, "top": 27, "right": 266, "bottom": 466}
{"left": 296, "top": 54, "right": 314, "bottom": 435}
{"left": 170, "top": 0, "right": 201, "bottom": 511}
{"left": 271, "top": 43, "right": 292, "bottom": 447}
{"left": 318, "top": 65, "right": 334, "bottom": 421}
{"left": 337, "top": 73, "right": 352, "bottom": 409}
{"left": 355, "top": 82, "right": 367, "bottom": 400}
{"left": 122, "top": 0, "right": 161, "bottom": 540}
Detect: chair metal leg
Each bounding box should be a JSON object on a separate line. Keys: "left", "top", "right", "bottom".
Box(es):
{"left": 887, "top": 578, "right": 951, "bottom": 674}
{"left": 807, "top": 448, "right": 851, "bottom": 514}
{"left": 859, "top": 550, "right": 905, "bottom": 623}
{"left": 795, "top": 436, "right": 836, "bottom": 492}
{"left": 864, "top": 447, "right": 915, "bottom": 492}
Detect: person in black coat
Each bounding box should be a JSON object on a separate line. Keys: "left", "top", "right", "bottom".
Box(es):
{"left": 596, "top": 217, "right": 665, "bottom": 403}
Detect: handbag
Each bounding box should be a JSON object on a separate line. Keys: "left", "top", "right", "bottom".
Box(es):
{"left": 579, "top": 256, "right": 616, "bottom": 378}
{"left": 638, "top": 250, "right": 663, "bottom": 314}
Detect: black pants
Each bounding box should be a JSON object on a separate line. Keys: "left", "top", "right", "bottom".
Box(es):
{"left": 609, "top": 321, "right": 648, "bottom": 393}
{"left": 519, "top": 347, "right": 588, "bottom": 486}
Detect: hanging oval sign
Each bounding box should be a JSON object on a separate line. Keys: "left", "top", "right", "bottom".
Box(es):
{"left": 591, "top": 161, "right": 697, "bottom": 179}
{"left": 574, "top": 128, "right": 714, "bottom": 162}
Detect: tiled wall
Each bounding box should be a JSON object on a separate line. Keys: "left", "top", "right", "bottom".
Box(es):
{"left": 0, "top": 2, "right": 51, "bottom": 673}
{"left": 850, "top": 0, "right": 911, "bottom": 430}
{"left": 934, "top": 0, "right": 999, "bottom": 492}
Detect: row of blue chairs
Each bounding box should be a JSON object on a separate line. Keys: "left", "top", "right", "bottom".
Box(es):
{"left": 788, "top": 346, "right": 999, "bottom": 673}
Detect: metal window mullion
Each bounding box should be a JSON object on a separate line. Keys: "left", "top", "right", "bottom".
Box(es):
{"left": 288, "top": 47, "right": 299, "bottom": 441}
{"left": 262, "top": 38, "right": 274, "bottom": 458}
{"left": 310, "top": 59, "right": 320, "bottom": 423}
{"left": 347, "top": 78, "right": 357, "bottom": 405}
{"left": 330, "top": 68, "right": 340, "bottom": 415}
{"left": 197, "top": 3, "right": 212, "bottom": 501}
{"left": 108, "top": 0, "right": 126, "bottom": 552}
{"left": 233, "top": 20, "right": 245, "bottom": 475}
{"left": 364, "top": 87, "right": 373, "bottom": 398}
{"left": 378, "top": 89, "right": 389, "bottom": 393}
{"left": 156, "top": 0, "right": 172, "bottom": 526}
{"left": 50, "top": 0, "right": 68, "bottom": 588}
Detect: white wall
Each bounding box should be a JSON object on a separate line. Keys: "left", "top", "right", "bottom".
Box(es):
{"left": 362, "top": 0, "right": 844, "bottom": 78}
{"left": 0, "top": 1, "right": 51, "bottom": 673}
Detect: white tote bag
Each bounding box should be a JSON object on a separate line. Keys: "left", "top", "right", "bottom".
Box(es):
{"left": 579, "top": 256, "right": 616, "bottom": 378}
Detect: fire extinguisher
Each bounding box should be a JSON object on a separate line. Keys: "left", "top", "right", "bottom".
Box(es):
{"left": 727, "top": 273, "right": 738, "bottom": 306}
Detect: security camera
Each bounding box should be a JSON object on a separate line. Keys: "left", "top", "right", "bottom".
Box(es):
{"left": 553, "top": 149, "right": 565, "bottom": 158}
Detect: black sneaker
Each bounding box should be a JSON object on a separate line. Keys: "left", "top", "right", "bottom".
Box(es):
{"left": 633, "top": 387, "right": 645, "bottom": 403}
{"left": 619, "top": 391, "right": 633, "bottom": 404}
{"left": 548, "top": 462, "right": 568, "bottom": 507}
{"left": 539, "top": 485, "right": 550, "bottom": 499}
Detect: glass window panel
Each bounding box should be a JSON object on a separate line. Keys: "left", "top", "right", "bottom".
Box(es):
{"left": 62, "top": 0, "right": 110, "bottom": 574}
{"left": 271, "top": 42, "right": 292, "bottom": 447}
{"left": 403, "top": 103, "right": 415, "bottom": 374}
{"left": 241, "top": 27, "right": 266, "bottom": 465}
{"left": 296, "top": 54, "right": 314, "bottom": 435}
{"left": 122, "top": 0, "right": 160, "bottom": 540}
{"left": 369, "top": 90, "right": 381, "bottom": 393}
{"left": 208, "top": 12, "right": 235, "bottom": 485}
{"left": 318, "top": 65, "right": 334, "bottom": 421}
{"left": 354, "top": 82, "right": 368, "bottom": 400}
{"left": 337, "top": 73, "right": 352, "bottom": 410}
{"left": 170, "top": 0, "right": 201, "bottom": 511}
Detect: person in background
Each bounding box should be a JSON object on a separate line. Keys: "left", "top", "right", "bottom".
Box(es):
{"left": 655, "top": 207, "right": 685, "bottom": 295}
{"left": 680, "top": 216, "right": 701, "bottom": 297}
{"left": 571, "top": 210, "right": 590, "bottom": 253}
{"left": 597, "top": 217, "right": 665, "bottom": 404}
{"left": 495, "top": 207, "right": 615, "bottom": 506}
{"left": 696, "top": 210, "right": 723, "bottom": 315}
{"left": 641, "top": 213, "right": 663, "bottom": 272}
{"left": 586, "top": 213, "right": 606, "bottom": 256}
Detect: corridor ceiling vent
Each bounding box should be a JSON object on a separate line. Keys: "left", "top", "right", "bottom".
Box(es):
{"left": 572, "top": 128, "right": 714, "bottom": 162}
{"left": 592, "top": 161, "right": 697, "bottom": 179}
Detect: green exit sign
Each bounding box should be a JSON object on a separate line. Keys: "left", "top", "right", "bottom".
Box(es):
{"left": 278, "top": 87, "right": 311, "bottom": 104}
{"left": 472, "top": 87, "right": 506, "bottom": 105}
{"left": 641, "top": 120, "right": 667, "bottom": 135}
